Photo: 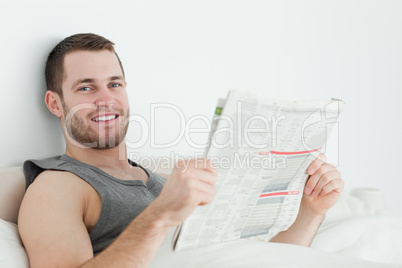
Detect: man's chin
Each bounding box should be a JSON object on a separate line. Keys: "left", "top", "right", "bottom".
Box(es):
{"left": 68, "top": 136, "right": 125, "bottom": 149}
{"left": 92, "top": 143, "right": 122, "bottom": 149}
{"left": 66, "top": 122, "right": 129, "bottom": 149}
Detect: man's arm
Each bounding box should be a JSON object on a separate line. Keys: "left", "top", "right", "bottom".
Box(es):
{"left": 19, "top": 159, "right": 216, "bottom": 268}
{"left": 79, "top": 200, "right": 171, "bottom": 268}
{"left": 18, "top": 171, "right": 95, "bottom": 267}
{"left": 270, "top": 154, "right": 344, "bottom": 246}
{"left": 269, "top": 200, "right": 325, "bottom": 246}
{"left": 81, "top": 159, "right": 217, "bottom": 267}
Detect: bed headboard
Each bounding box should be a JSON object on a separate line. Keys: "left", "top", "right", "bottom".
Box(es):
{"left": 0, "top": 167, "right": 26, "bottom": 224}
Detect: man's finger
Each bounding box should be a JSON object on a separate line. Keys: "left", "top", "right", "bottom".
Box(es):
{"left": 319, "top": 178, "right": 344, "bottom": 196}
{"left": 188, "top": 158, "right": 217, "bottom": 175}
{"left": 310, "top": 170, "right": 341, "bottom": 197}
{"left": 203, "top": 158, "right": 218, "bottom": 175}
{"left": 196, "top": 170, "right": 217, "bottom": 185}
{"left": 304, "top": 163, "right": 334, "bottom": 195}
{"left": 307, "top": 153, "right": 327, "bottom": 175}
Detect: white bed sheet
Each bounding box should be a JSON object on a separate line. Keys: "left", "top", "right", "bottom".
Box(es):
{"left": 311, "top": 194, "right": 402, "bottom": 266}
{"left": 1, "top": 192, "right": 401, "bottom": 267}
{"left": 150, "top": 230, "right": 397, "bottom": 268}
{"left": 2, "top": 218, "right": 397, "bottom": 268}
{"left": 150, "top": 193, "right": 402, "bottom": 267}
{"left": 312, "top": 214, "right": 402, "bottom": 265}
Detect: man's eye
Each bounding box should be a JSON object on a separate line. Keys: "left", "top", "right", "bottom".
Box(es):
{"left": 110, "top": 83, "right": 121, "bottom": 88}
{"left": 79, "top": 87, "right": 91, "bottom": 91}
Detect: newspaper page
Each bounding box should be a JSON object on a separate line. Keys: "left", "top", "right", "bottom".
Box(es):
{"left": 172, "top": 90, "right": 344, "bottom": 251}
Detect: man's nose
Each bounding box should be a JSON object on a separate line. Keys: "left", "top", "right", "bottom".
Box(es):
{"left": 95, "top": 86, "right": 115, "bottom": 106}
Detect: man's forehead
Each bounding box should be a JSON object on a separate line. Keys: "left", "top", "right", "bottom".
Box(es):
{"left": 63, "top": 50, "right": 123, "bottom": 83}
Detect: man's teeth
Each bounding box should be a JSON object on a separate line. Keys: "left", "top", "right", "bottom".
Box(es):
{"left": 92, "top": 115, "right": 117, "bottom": 122}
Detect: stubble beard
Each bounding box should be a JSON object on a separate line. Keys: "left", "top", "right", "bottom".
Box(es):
{"left": 63, "top": 103, "right": 130, "bottom": 149}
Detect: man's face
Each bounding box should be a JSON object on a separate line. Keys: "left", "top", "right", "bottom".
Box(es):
{"left": 60, "top": 50, "right": 129, "bottom": 149}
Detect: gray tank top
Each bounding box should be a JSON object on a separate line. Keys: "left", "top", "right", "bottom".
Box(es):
{"left": 23, "top": 154, "right": 166, "bottom": 255}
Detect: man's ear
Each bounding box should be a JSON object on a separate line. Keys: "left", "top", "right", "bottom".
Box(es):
{"left": 45, "top": 90, "right": 63, "bottom": 118}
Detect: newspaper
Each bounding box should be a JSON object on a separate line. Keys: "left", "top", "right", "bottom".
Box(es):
{"left": 172, "top": 90, "right": 344, "bottom": 251}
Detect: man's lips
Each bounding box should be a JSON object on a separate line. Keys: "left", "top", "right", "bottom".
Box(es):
{"left": 91, "top": 113, "right": 119, "bottom": 122}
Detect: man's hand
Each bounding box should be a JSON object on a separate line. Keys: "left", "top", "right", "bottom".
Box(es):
{"left": 302, "top": 153, "right": 344, "bottom": 216}
{"left": 151, "top": 158, "right": 217, "bottom": 228}
{"left": 270, "top": 153, "right": 343, "bottom": 246}
{"left": 80, "top": 159, "right": 217, "bottom": 268}
{"left": 81, "top": 159, "right": 217, "bottom": 268}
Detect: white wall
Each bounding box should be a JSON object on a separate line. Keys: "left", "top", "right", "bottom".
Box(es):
{"left": 1, "top": 0, "right": 401, "bottom": 212}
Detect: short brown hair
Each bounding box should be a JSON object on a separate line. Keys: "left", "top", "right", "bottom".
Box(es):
{"left": 45, "top": 33, "right": 125, "bottom": 98}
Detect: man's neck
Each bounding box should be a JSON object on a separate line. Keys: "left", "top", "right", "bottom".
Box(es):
{"left": 65, "top": 141, "right": 131, "bottom": 173}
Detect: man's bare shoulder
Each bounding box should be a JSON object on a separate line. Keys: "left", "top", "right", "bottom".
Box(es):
{"left": 33, "top": 169, "right": 89, "bottom": 189}
{"left": 35, "top": 169, "right": 85, "bottom": 182}
{"left": 21, "top": 170, "right": 89, "bottom": 222}
{"left": 18, "top": 170, "right": 95, "bottom": 267}
{"left": 27, "top": 170, "right": 91, "bottom": 203}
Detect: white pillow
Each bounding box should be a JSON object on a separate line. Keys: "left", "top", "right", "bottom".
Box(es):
{"left": 0, "top": 219, "right": 29, "bottom": 268}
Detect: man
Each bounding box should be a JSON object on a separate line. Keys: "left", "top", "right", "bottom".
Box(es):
{"left": 18, "top": 33, "right": 344, "bottom": 268}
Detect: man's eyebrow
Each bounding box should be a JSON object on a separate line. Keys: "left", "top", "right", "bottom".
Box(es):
{"left": 72, "top": 78, "right": 94, "bottom": 89}
{"left": 110, "top": 76, "right": 124, "bottom": 81}
{"left": 71, "top": 76, "right": 125, "bottom": 89}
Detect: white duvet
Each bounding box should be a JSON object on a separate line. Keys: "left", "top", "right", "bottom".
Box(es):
{"left": 310, "top": 194, "right": 402, "bottom": 266}
{"left": 150, "top": 194, "right": 402, "bottom": 267}
{"left": 150, "top": 229, "right": 399, "bottom": 268}
{"left": 312, "top": 214, "right": 402, "bottom": 265}
{"left": 1, "top": 194, "right": 401, "bottom": 267}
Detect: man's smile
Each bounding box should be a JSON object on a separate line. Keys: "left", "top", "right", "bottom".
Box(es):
{"left": 91, "top": 113, "right": 119, "bottom": 122}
